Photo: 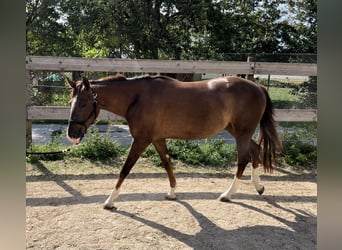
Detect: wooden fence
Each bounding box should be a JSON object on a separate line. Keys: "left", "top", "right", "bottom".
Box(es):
{"left": 26, "top": 56, "right": 317, "bottom": 75}
{"left": 26, "top": 56, "right": 317, "bottom": 146}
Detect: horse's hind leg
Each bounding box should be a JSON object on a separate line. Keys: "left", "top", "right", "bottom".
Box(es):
{"left": 104, "top": 138, "right": 150, "bottom": 209}
{"left": 218, "top": 135, "right": 251, "bottom": 202}
{"left": 153, "top": 139, "right": 177, "bottom": 200}
{"left": 250, "top": 140, "right": 265, "bottom": 195}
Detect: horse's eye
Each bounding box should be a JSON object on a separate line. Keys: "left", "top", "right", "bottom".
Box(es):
{"left": 78, "top": 102, "right": 87, "bottom": 108}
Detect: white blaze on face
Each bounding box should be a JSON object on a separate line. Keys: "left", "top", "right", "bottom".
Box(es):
{"left": 67, "top": 97, "right": 81, "bottom": 145}
{"left": 69, "top": 97, "right": 77, "bottom": 121}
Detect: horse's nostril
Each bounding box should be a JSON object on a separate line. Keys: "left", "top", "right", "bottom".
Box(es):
{"left": 67, "top": 125, "right": 84, "bottom": 140}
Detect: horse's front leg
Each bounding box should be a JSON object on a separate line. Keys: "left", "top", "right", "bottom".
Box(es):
{"left": 152, "top": 139, "right": 177, "bottom": 200}
{"left": 103, "top": 139, "right": 150, "bottom": 209}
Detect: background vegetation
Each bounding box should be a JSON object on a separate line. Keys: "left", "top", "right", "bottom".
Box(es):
{"left": 26, "top": 0, "right": 316, "bottom": 61}
{"left": 27, "top": 121, "right": 317, "bottom": 169}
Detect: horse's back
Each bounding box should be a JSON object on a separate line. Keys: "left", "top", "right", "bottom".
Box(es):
{"left": 152, "top": 76, "right": 266, "bottom": 112}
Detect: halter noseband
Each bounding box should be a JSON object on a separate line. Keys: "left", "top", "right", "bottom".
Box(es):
{"left": 69, "top": 89, "right": 99, "bottom": 132}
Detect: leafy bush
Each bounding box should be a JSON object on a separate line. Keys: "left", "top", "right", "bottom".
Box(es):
{"left": 69, "top": 127, "right": 127, "bottom": 160}
{"left": 168, "top": 140, "right": 204, "bottom": 165}
{"left": 142, "top": 145, "right": 163, "bottom": 166}
{"left": 290, "top": 76, "right": 317, "bottom": 109}
{"left": 281, "top": 124, "right": 317, "bottom": 168}
{"left": 142, "top": 139, "right": 236, "bottom": 167}
{"left": 26, "top": 127, "right": 127, "bottom": 162}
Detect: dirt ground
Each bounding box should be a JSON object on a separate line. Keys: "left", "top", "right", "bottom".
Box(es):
{"left": 26, "top": 158, "right": 317, "bottom": 249}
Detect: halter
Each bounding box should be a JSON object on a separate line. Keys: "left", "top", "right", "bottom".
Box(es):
{"left": 68, "top": 89, "right": 99, "bottom": 133}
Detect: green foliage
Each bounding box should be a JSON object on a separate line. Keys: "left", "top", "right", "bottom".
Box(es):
{"left": 194, "top": 139, "right": 236, "bottom": 167}
{"left": 27, "top": 124, "right": 317, "bottom": 170}
{"left": 281, "top": 123, "right": 317, "bottom": 168}
{"left": 268, "top": 86, "right": 300, "bottom": 109}
{"left": 142, "top": 145, "right": 163, "bottom": 166}
{"left": 257, "top": 77, "right": 315, "bottom": 109}
{"left": 31, "top": 89, "right": 70, "bottom": 106}
{"left": 282, "top": 135, "right": 316, "bottom": 168}
{"left": 26, "top": 142, "right": 66, "bottom": 162}
{"left": 26, "top": 0, "right": 72, "bottom": 56}
{"left": 168, "top": 140, "right": 204, "bottom": 166}
{"left": 26, "top": 127, "right": 127, "bottom": 162}
{"left": 26, "top": 129, "right": 66, "bottom": 162}
{"left": 69, "top": 128, "right": 127, "bottom": 161}
{"left": 290, "top": 76, "right": 317, "bottom": 109}
{"left": 26, "top": 0, "right": 317, "bottom": 59}
{"left": 142, "top": 139, "right": 236, "bottom": 167}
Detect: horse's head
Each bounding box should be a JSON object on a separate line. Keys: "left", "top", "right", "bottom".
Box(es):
{"left": 66, "top": 76, "right": 100, "bottom": 144}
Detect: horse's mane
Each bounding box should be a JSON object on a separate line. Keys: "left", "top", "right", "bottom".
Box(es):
{"left": 129, "top": 75, "right": 173, "bottom": 81}
{"left": 91, "top": 74, "right": 172, "bottom": 85}
{"left": 95, "top": 74, "right": 127, "bottom": 82}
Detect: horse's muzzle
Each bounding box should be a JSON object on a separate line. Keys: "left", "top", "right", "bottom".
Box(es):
{"left": 67, "top": 124, "right": 85, "bottom": 145}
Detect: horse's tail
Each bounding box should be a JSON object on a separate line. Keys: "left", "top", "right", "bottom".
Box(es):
{"left": 259, "top": 86, "right": 282, "bottom": 172}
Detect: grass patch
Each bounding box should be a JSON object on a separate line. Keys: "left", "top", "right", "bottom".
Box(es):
{"left": 26, "top": 143, "right": 67, "bottom": 162}
{"left": 267, "top": 87, "right": 301, "bottom": 109}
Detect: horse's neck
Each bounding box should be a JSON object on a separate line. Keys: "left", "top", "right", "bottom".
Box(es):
{"left": 93, "top": 81, "right": 141, "bottom": 118}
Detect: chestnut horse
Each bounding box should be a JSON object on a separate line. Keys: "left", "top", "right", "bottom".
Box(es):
{"left": 66, "top": 74, "right": 281, "bottom": 209}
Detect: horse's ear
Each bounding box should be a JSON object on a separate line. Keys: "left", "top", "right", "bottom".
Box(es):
{"left": 65, "top": 76, "right": 76, "bottom": 88}
{"left": 82, "top": 76, "right": 90, "bottom": 90}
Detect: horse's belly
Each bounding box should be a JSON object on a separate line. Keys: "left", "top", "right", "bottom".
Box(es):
{"left": 157, "top": 114, "right": 228, "bottom": 140}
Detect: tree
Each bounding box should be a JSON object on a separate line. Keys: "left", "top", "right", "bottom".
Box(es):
{"left": 26, "top": 0, "right": 71, "bottom": 56}
{"left": 280, "top": 0, "right": 317, "bottom": 54}
{"left": 26, "top": 0, "right": 317, "bottom": 61}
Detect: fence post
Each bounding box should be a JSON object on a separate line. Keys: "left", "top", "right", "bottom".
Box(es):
{"left": 247, "top": 56, "right": 255, "bottom": 81}
{"left": 26, "top": 69, "right": 32, "bottom": 148}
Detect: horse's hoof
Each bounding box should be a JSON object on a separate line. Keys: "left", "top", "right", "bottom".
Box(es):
{"left": 218, "top": 196, "right": 232, "bottom": 202}
{"left": 257, "top": 186, "right": 265, "bottom": 195}
{"left": 103, "top": 203, "right": 117, "bottom": 210}
{"left": 165, "top": 195, "right": 177, "bottom": 200}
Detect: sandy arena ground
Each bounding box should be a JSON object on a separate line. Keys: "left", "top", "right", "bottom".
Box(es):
{"left": 26, "top": 158, "right": 316, "bottom": 249}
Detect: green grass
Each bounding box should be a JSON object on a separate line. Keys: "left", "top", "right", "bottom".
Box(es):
{"left": 268, "top": 87, "right": 298, "bottom": 102}
{"left": 256, "top": 77, "right": 311, "bottom": 109}
{"left": 267, "top": 87, "right": 301, "bottom": 109}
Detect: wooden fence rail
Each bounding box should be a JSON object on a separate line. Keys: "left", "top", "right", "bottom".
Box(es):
{"left": 26, "top": 56, "right": 317, "bottom": 76}
{"left": 27, "top": 106, "right": 317, "bottom": 123}
{"left": 26, "top": 56, "right": 317, "bottom": 147}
